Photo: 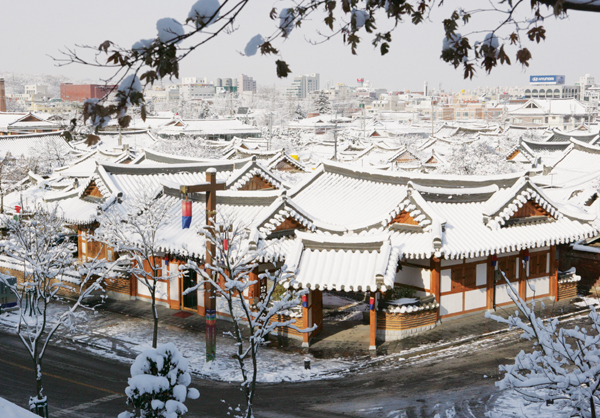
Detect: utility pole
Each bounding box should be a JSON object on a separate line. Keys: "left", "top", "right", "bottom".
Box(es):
{"left": 334, "top": 112, "right": 338, "bottom": 162}
{"left": 362, "top": 102, "right": 366, "bottom": 140}
{"left": 431, "top": 101, "right": 435, "bottom": 136}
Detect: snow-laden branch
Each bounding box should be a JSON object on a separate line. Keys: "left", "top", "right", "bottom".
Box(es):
{"left": 94, "top": 189, "right": 181, "bottom": 349}
{"left": 184, "top": 216, "right": 314, "bottom": 418}
{"left": 0, "top": 206, "right": 122, "bottom": 407}
{"left": 486, "top": 270, "right": 600, "bottom": 417}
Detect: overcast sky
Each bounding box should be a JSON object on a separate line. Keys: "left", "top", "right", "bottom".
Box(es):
{"left": 1, "top": 1, "right": 598, "bottom": 92}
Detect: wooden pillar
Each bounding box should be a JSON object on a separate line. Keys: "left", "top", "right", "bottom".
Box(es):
{"left": 369, "top": 291, "right": 377, "bottom": 351}
{"left": 518, "top": 253, "right": 527, "bottom": 300}
{"left": 302, "top": 289, "right": 311, "bottom": 348}
{"left": 430, "top": 258, "right": 441, "bottom": 320}
{"left": 486, "top": 255, "right": 494, "bottom": 310}
{"left": 247, "top": 269, "right": 260, "bottom": 304}
{"left": 550, "top": 245, "right": 558, "bottom": 300}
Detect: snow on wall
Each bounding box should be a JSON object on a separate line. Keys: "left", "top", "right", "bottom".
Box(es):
{"left": 440, "top": 293, "right": 462, "bottom": 315}
{"left": 464, "top": 288, "right": 487, "bottom": 311}
{"left": 526, "top": 276, "right": 550, "bottom": 298}
{"left": 396, "top": 266, "right": 430, "bottom": 290}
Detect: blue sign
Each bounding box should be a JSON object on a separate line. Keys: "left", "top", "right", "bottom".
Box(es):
{"left": 530, "top": 75, "right": 565, "bottom": 85}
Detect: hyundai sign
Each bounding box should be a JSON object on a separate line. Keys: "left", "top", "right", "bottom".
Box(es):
{"left": 530, "top": 75, "right": 565, "bottom": 85}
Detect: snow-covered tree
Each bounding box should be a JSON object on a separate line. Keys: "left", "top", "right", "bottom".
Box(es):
{"left": 95, "top": 189, "right": 180, "bottom": 349}
{"left": 293, "top": 103, "right": 306, "bottom": 121}
{"left": 153, "top": 136, "right": 224, "bottom": 160}
{"left": 0, "top": 206, "right": 119, "bottom": 415}
{"left": 118, "top": 343, "right": 199, "bottom": 418}
{"left": 312, "top": 93, "right": 330, "bottom": 115}
{"left": 197, "top": 100, "right": 213, "bottom": 119}
{"left": 436, "top": 142, "right": 519, "bottom": 176}
{"left": 486, "top": 272, "right": 600, "bottom": 417}
{"left": 185, "top": 219, "right": 311, "bottom": 418}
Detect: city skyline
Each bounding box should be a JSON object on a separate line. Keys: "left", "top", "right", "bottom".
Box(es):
{"left": 1, "top": 1, "right": 599, "bottom": 93}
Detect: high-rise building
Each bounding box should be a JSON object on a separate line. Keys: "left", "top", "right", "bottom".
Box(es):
{"left": 287, "top": 73, "right": 320, "bottom": 99}
{"left": 238, "top": 74, "right": 256, "bottom": 94}
{"left": 0, "top": 78, "right": 6, "bottom": 112}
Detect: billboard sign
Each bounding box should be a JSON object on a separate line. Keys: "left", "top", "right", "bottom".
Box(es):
{"left": 530, "top": 75, "right": 565, "bottom": 85}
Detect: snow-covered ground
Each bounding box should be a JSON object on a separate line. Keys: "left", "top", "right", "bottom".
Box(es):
{"left": 1, "top": 300, "right": 595, "bottom": 417}
{"left": 0, "top": 302, "right": 356, "bottom": 384}
{"left": 0, "top": 396, "right": 39, "bottom": 418}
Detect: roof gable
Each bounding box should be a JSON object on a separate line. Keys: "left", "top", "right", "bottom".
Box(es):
{"left": 226, "top": 160, "right": 288, "bottom": 191}
{"left": 483, "top": 177, "right": 562, "bottom": 229}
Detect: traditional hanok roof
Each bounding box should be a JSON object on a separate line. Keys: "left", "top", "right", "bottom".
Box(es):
{"left": 137, "top": 149, "right": 213, "bottom": 165}
{"left": 0, "top": 131, "right": 73, "bottom": 159}
{"left": 279, "top": 162, "right": 596, "bottom": 262}
{"left": 152, "top": 185, "right": 280, "bottom": 258}
{"left": 508, "top": 99, "right": 588, "bottom": 117}
{"left": 265, "top": 150, "right": 307, "bottom": 173}
{"left": 225, "top": 159, "right": 289, "bottom": 191}
{"left": 423, "top": 149, "right": 446, "bottom": 166}
{"left": 387, "top": 148, "right": 417, "bottom": 165}
{"left": 223, "top": 146, "right": 280, "bottom": 161}
{"left": 285, "top": 231, "right": 398, "bottom": 292}
{"left": 0, "top": 112, "right": 61, "bottom": 134}
{"left": 70, "top": 130, "right": 158, "bottom": 153}
{"left": 539, "top": 139, "right": 600, "bottom": 188}
{"left": 546, "top": 128, "right": 599, "bottom": 144}
{"left": 288, "top": 161, "right": 521, "bottom": 231}
{"left": 155, "top": 118, "right": 262, "bottom": 138}
{"left": 95, "top": 160, "right": 249, "bottom": 201}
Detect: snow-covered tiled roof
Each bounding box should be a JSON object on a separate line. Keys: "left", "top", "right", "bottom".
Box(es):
{"left": 226, "top": 160, "right": 289, "bottom": 191}
{"left": 540, "top": 139, "right": 600, "bottom": 187}
{"left": 286, "top": 231, "right": 397, "bottom": 292}
{"left": 0, "top": 131, "right": 73, "bottom": 159}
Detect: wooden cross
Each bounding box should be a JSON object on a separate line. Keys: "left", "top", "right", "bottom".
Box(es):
{"left": 180, "top": 168, "right": 225, "bottom": 362}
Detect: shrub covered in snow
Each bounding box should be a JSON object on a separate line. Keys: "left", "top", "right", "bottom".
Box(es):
{"left": 119, "top": 343, "right": 199, "bottom": 418}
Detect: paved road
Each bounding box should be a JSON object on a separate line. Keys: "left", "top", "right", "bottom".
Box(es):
{"left": 0, "top": 324, "right": 540, "bottom": 418}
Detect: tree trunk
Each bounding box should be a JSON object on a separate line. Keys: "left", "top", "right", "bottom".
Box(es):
{"left": 592, "top": 395, "right": 597, "bottom": 418}
{"left": 152, "top": 291, "right": 158, "bottom": 349}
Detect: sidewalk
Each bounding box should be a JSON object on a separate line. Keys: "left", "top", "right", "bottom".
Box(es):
{"left": 96, "top": 294, "right": 597, "bottom": 360}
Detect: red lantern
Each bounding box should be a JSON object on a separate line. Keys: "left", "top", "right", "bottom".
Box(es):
{"left": 223, "top": 239, "right": 229, "bottom": 251}
{"left": 14, "top": 205, "right": 21, "bottom": 214}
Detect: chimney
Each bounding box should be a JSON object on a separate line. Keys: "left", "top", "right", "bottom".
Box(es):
{"left": 0, "top": 78, "right": 6, "bottom": 112}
